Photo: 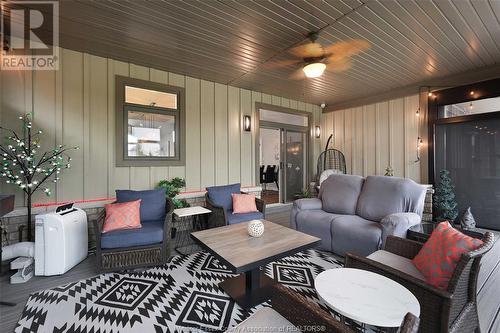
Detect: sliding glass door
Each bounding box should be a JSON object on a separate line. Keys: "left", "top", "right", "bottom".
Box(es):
{"left": 434, "top": 118, "right": 500, "bottom": 230}
{"left": 284, "top": 130, "right": 306, "bottom": 202}
{"left": 258, "top": 107, "right": 310, "bottom": 204}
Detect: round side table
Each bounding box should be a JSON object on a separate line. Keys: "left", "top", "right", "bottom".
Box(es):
{"left": 315, "top": 268, "right": 420, "bottom": 329}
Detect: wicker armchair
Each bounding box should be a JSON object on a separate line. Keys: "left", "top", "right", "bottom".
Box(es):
{"left": 272, "top": 283, "right": 420, "bottom": 332}
{"left": 345, "top": 234, "right": 495, "bottom": 333}
{"left": 205, "top": 191, "right": 265, "bottom": 228}
{"left": 94, "top": 198, "right": 173, "bottom": 272}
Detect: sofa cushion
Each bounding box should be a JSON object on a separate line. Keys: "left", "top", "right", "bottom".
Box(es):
{"left": 100, "top": 219, "right": 164, "bottom": 249}
{"left": 226, "top": 211, "right": 263, "bottom": 225}
{"left": 356, "top": 176, "right": 426, "bottom": 222}
{"left": 368, "top": 250, "right": 425, "bottom": 281}
{"left": 331, "top": 215, "right": 382, "bottom": 256}
{"left": 296, "top": 210, "right": 342, "bottom": 251}
{"left": 116, "top": 189, "right": 166, "bottom": 222}
{"left": 206, "top": 183, "right": 241, "bottom": 211}
{"left": 319, "top": 174, "right": 364, "bottom": 215}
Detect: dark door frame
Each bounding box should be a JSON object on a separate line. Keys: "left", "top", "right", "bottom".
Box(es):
{"left": 255, "top": 103, "right": 313, "bottom": 203}
{"left": 427, "top": 77, "right": 500, "bottom": 184}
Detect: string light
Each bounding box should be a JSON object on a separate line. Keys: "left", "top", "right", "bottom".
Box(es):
{"left": 415, "top": 137, "right": 424, "bottom": 162}
{"left": 0, "top": 113, "right": 78, "bottom": 198}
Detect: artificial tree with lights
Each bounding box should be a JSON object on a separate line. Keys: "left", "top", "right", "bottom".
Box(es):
{"left": 0, "top": 114, "right": 78, "bottom": 241}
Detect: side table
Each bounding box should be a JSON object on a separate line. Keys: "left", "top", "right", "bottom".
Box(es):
{"left": 407, "top": 222, "right": 485, "bottom": 243}
{"left": 172, "top": 206, "right": 211, "bottom": 255}
{"left": 315, "top": 268, "right": 420, "bottom": 331}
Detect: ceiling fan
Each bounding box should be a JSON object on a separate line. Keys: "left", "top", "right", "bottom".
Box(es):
{"left": 266, "top": 32, "right": 371, "bottom": 79}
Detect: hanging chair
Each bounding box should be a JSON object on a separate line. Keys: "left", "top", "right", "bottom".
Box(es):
{"left": 316, "top": 134, "right": 347, "bottom": 183}
{"left": 316, "top": 149, "right": 346, "bottom": 178}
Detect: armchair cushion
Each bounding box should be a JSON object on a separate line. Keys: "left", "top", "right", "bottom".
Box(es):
{"left": 412, "top": 221, "right": 483, "bottom": 289}
{"left": 380, "top": 212, "right": 421, "bottom": 247}
{"left": 319, "top": 174, "right": 364, "bottom": 215}
{"left": 232, "top": 193, "right": 258, "bottom": 214}
{"left": 100, "top": 219, "right": 164, "bottom": 249}
{"left": 227, "top": 307, "right": 293, "bottom": 332}
{"left": 226, "top": 211, "right": 263, "bottom": 225}
{"left": 102, "top": 199, "right": 142, "bottom": 233}
{"left": 356, "top": 176, "right": 426, "bottom": 222}
{"left": 293, "top": 198, "right": 322, "bottom": 211}
{"left": 206, "top": 183, "right": 241, "bottom": 211}
{"left": 368, "top": 250, "right": 425, "bottom": 281}
{"left": 116, "top": 189, "right": 166, "bottom": 222}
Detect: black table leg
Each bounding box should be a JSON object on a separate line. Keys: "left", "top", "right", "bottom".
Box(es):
{"left": 219, "top": 268, "right": 275, "bottom": 309}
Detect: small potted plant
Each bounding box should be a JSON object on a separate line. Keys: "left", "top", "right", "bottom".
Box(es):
{"left": 157, "top": 177, "right": 190, "bottom": 208}
{"left": 433, "top": 169, "right": 459, "bottom": 223}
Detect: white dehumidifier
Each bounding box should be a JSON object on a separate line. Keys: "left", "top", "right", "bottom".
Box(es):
{"left": 35, "top": 203, "right": 88, "bottom": 276}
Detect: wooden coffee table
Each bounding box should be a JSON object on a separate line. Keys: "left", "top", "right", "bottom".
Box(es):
{"left": 191, "top": 220, "right": 320, "bottom": 309}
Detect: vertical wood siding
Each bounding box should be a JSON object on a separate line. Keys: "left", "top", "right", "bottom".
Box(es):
{"left": 0, "top": 48, "right": 321, "bottom": 205}
{"left": 321, "top": 94, "right": 422, "bottom": 183}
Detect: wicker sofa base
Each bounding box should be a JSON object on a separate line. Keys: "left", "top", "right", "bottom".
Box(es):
{"left": 100, "top": 246, "right": 164, "bottom": 272}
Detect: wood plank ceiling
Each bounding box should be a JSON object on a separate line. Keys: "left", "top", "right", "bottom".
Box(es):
{"left": 55, "top": 0, "right": 500, "bottom": 110}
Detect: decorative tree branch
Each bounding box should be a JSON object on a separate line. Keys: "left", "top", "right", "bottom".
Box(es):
{"left": 0, "top": 113, "right": 78, "bottom": 241}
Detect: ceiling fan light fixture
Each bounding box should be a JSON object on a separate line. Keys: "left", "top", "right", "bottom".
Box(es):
{"left": 303, "top": 62, "right": 326, "bottom": 78}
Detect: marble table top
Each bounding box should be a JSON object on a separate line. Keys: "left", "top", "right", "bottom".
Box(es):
{"left": 315, "top": 268, "right": 420, "bottom": 328}
{"left": 173, "top": 206, "right": 211, "bottom": 218}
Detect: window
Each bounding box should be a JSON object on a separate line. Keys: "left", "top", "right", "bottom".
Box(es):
{"left": 440, "top": 96, "right": 500, "bottom": 119}
{"left": 116, "top": 76, "right": 185, "bottom": 167}
{"left": 259, "top": 109, "right": 309, "bottom": 126}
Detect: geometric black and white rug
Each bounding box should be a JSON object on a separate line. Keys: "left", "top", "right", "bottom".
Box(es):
{"left": 15, "top": 249, "right": 344, "bottom": 333}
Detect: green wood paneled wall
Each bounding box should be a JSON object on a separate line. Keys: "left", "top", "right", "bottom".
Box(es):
{"left": 321, "top": 94, "right": 423, "bottom": 183}
{"left": 0, "top": 48, "right": 321, "bottom": 206}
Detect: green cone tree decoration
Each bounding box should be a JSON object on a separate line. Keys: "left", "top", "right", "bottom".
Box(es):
{"left": 433, "top": 169, "right": 459, "bottom": 223}
{"left": 0, "top": 113, "right": 78, "bottom": 241}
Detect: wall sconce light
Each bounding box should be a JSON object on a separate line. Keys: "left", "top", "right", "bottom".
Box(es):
{"left": 416, "top": 107, "right": 420, "bottom": 117}
{"left": 243, "top": 115, "right": 251, "bottom": 132}
{"left": 315, "top": 126, "right": 321, "bottom": 138}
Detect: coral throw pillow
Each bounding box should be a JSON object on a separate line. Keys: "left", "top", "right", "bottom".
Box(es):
{"left": 232, "top": 193, "right": 258, "bottom": 214}
{"left": 102, "top": 199, "right": 142, "bottom": 233}
{"left": 412, "top": 221, "right": 483, "bottom": 289}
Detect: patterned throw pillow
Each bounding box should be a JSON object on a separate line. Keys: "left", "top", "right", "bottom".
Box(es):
{"left": 232, "top": 193, "right": 258, "bottom": 214}
{"left": 102, "top": 199, "right": 142, "bottom": 233}
{"left": 412, "top": 221, "right": 483, "bottom": 289}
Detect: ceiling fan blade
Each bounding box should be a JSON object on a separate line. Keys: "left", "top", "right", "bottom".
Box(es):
{"left": 326, "top": 59, "right": 352, "bottom": 72}
{"left": 324, "top": 39, "right": 371, "bottom": 58}
{"left": 288, "top": 42, "right": 324, "bottom": 58}
{"left": 289, "top": 67, "right": 306, "bottom": 80}
{"left": 262, "top": 59, "right": 302, "bottom": 69}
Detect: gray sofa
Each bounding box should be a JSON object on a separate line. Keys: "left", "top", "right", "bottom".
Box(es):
{"left": 291, "top": 174, "right": 426, "bottom": 256}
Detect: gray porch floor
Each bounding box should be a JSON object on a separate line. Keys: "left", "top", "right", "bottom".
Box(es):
{"left": 0, "top": 205, "right": 292, "bottom": 332}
